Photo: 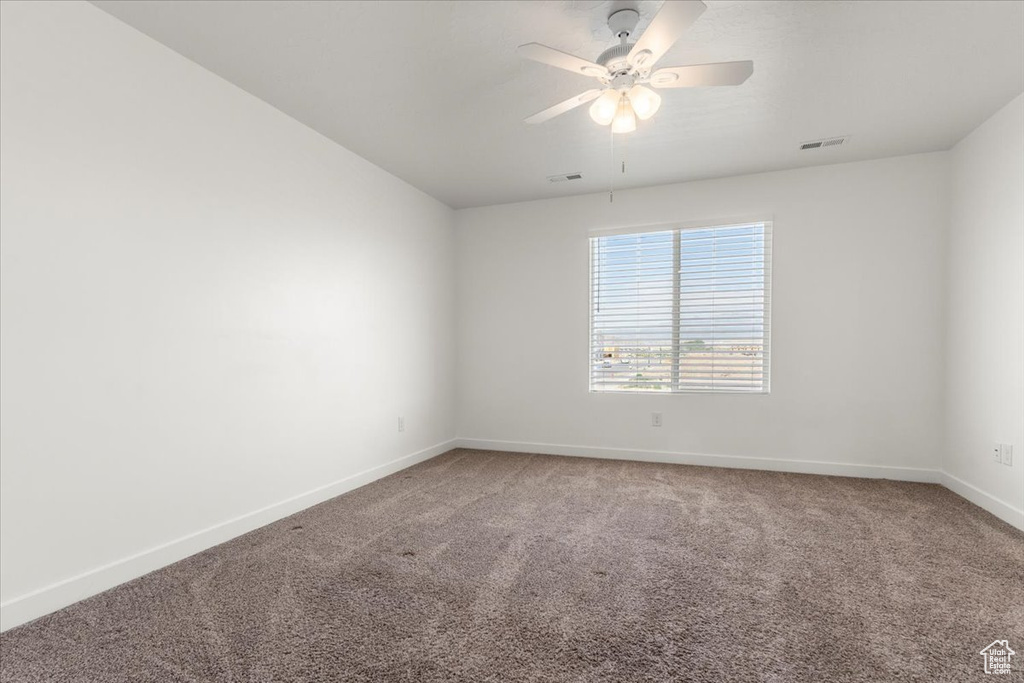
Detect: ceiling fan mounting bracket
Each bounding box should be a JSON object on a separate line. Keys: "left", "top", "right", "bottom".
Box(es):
{"left": 607, "top": 8, "right": 640, "bottom": 39}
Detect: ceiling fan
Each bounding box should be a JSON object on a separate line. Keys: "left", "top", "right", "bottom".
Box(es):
{"left": 518, "top": 0, "right": 753, "bottom": 133}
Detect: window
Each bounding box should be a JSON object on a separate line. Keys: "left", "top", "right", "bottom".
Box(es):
{"left": 590, "top": 221, "right": 772, "bottom": 393}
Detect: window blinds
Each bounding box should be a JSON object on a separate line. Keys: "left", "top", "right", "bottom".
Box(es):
{"left": 590, "top": 222, "right": 771, "bottom": 393}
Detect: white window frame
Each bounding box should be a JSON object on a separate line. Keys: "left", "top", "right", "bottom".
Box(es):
{"left": 588, "top": 217, "right": 773, "bottom": 395}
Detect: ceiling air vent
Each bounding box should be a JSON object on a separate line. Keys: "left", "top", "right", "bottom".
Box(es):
{"left": 800, "top": 136, "right": 847, "bottom": 150}
{"left": 547, "top": 172, "right": 583, "bottom": 183}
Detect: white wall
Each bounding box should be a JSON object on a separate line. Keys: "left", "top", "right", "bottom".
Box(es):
{"left": 0, "top": 1, "right": 456, "bottom": 630}
{"left": 456, "top": 154, "right": 949, "bottom": 479}
{"left": 943, "top": 93, "right": 1024, "bottom": 529}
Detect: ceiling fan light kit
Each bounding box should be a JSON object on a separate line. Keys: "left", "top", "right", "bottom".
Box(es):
{"left": 518, "top": 1, "right": 753, "bottom": 133}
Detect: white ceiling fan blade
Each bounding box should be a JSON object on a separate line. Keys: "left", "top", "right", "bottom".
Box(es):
{"left": 524, "top": 89, "right": 602, "bottom": 124}
{"left": 518, "top": 43, "right": 609, "bottom": 79}
{"left": 649, "top": 61, "right": 754, "bottom": 88}
{"left": 628, "top": 1, "right": 707, "bottom": 70}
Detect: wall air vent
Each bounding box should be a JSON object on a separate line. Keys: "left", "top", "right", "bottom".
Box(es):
{"left": 800, "top": 136, "right": 847, "bottom": 150}
{"left": 547, "top": 172, "right": 583, "bottom": 182}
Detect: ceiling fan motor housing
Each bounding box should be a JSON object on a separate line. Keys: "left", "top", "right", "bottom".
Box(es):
{"left": 597, "top": 43, "right": 634, "bottom": 74}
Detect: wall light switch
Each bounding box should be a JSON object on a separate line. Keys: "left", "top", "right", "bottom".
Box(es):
{"left": 651, "top": 412, "right": 662, "bottom": 427}
{"left": 992, "top": 443, "right": 1003, "bottom": 462}
{"left": 1000, "top": 443, "right": 1013, "bottom": 467}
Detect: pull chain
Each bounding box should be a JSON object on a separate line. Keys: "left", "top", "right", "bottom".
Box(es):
{"left": 622, "top": 128, "right": 628, "bottom": 176}
{"left": 609, "top": 125, "right": 615, "bottom": 203}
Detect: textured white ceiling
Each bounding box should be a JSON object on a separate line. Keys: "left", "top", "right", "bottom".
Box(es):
{"left": 91, "top": 0, "right": 1024, "bottom": 209}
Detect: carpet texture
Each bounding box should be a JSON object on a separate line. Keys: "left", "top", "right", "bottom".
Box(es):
{"left": 2, "top": 449, "right": 1022, "bottom": 682}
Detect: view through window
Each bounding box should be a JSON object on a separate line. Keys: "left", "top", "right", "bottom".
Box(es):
{"left": 590, "top": 221, "right": 772, "bottom": 393}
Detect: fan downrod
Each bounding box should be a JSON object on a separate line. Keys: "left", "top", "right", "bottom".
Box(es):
{"left": 598, "top": 9, "right": 641, "bottom": 75}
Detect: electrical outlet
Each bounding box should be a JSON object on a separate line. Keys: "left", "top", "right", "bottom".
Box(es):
{"left": 398, "top": 416, "right": 405, "bottom": 433}
{"left": 992, "top": 443, "right": 1002, "bottom": 462}
{"left": 1001, "top": 443, "right": 1013, "bottom": 467}
{"left": 651, "top": 412, "right": 662, "bottom": 427}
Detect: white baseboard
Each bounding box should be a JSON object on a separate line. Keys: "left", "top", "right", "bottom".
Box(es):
{"left": 457, "top": 438, "right": 1024, "bottom": 532}
{"left": 940, "top": 472, "right": 1024, "bottom": 531}
{"left": 455, "top": 438, "right": 942, "bottom": 483}
{"left": 4, "top": 439, "right": 1016, "bottom": 633}
{"left": 0, "top": 438, "right": 457, "bottom": 632}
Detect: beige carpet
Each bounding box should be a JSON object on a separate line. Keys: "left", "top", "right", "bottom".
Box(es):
{"left": 2, "top": 449, "right": 1022, "bottom": 682}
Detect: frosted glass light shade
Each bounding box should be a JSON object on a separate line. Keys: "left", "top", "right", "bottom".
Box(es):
{"left": 628, "top": 85, "right": 662, "bottom": 120}
{"left": 611, "top": 95, "right": 636, "bottom": 133}
{"left": 589, "top": 89, "right": 621, "bottom": 126}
